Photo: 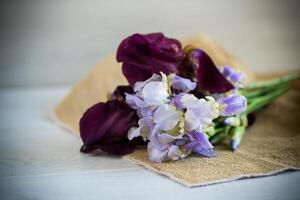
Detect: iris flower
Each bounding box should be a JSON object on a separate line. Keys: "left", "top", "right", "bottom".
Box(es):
{"left": 117, "top": 33, "right": 185, "bottom": 86}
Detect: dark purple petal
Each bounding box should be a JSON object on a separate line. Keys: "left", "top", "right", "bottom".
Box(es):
{"left": 190, "top": 88, "right": 205, "bottom": 99}
{"left": 117, "top": 33, "right": 185, "bottom": 86}
{"left": 80, "top": 100, "right": 141, "bottom": 155}
{"left": 122, "top": 63, "right": 153, "bottom": 86}
{"left": 179, "top": 49, "right": 234, "bottom": 93}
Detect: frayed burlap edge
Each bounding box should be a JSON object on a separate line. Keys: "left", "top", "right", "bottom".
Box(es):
{"left": 124, "top": 155, "right": 300, "bottom": 188}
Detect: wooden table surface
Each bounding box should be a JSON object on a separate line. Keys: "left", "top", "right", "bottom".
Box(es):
{"left": 0, "top": 86, "right": 299, "bottom": 200}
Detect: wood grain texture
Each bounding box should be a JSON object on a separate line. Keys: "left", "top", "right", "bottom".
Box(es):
{"left": 0, "top": 88, "right": 138, "bottom": 179}
{"left": 1, "top": 168, "right": 300, "bottom": 200}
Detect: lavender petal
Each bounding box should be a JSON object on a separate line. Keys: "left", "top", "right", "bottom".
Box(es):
{"left": 170, "top": 74, "right": 197, "bottom": 92}
{"left": 218, "top": 95, "right": 247, "bottom": 116}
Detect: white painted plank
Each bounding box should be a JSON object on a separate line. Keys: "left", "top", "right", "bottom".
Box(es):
{"left": 0, "top": 87, "right": 139, "bottom": 178}
{"left": 0, "top": 169, "right": 299, "bottom": 200}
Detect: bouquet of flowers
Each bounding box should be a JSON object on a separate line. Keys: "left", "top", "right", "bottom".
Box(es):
{"left": 79, "top": 33, "right": 299, "bottom": 163}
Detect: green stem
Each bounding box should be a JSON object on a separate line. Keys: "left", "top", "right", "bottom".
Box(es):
{"left": 246, "top": 85, "right": 289, "bottom": 114}
{"left": 244, "top": 83, "right": 290, "bottom": 102}
{"left": 209, "top": 126, "right": 230, "bottom": 144}
{"left": 214, "top": 126, "right": 227, "bottom": 133}
{"left": 243, "top": 73, "right": 299, "bottom": 90}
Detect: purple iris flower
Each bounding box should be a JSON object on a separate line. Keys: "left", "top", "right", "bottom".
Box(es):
{"left": 178, "top": 49, "right": 234, "bottom": 93}
{"left": 116, "top": 33, "right": 185, "bottom": 86}
{"left": 79, "top": 100, "right": 144, "bottom": 155}
{"left": 184, "top": 131, "right": 216, "bottom": 157}
{"left": 218, "top": 94, "right": 247, "bottom": 116}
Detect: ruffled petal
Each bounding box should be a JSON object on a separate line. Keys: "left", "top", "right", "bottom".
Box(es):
{"left": 125, "top": 93, "right": 147, "bottom": 109}
{"left": 179, "top": 49, "right": 234, "bottom": 93}
{"left": 171, "top": 93, "right": 199, "bottom": 110}
{"left": 167, "top": 145, "right": 182, "bottom": 160}
{"left": 141, "top": 81, "right": 169, "bottom": 106}
{"left": 122, "top": 63, "right": 153, "bottom": 86}
{"left": 218, "top": 94, "right": 247, "bottom": 116}
{"left": 184, "top": 108, "right": 200, "bottom": 131}
{"left": 193, "top": 146, "right": 216, "bottom": 157}
{"left": 184, "top": 98, "right": 219, "bottom": 131}
{"left": 147, "top": 135, "right": 182, "bottom": 162}
{"left": 117, "top": 33, "right": 185, "bottom": 86}
{"left": 127, "top": 126, "right": 141, "bottom": 140}
{"left": 157, "top": 133, "right": 183, "bottom": 144}
{"left": 147, "top": 136, "right": 169, "bottom": 163}
{"left": 185, "top": 131, "right": 216, "bottom": 157}
{"left": 79, "top": 100, "right": 142, "bottom": 155}
{"left": 222, "top": 65, "right": 244, "bottom": 83}
{"left": 128, "top": 117, "right": 154, "bottom": 141}
{"left": 133, "top": 73, "right": 161, "bottom": 92}
{"left": 179, "top": 93, "right": 198, "bottom": 109}
{"left": 153, "top": 104, "right": 181, "bottom": 131}
{"left": 170, "top": 74, "right": 197, "bottom": 92}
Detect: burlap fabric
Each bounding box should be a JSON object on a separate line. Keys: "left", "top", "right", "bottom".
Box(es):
{"left": 53, "top": 36, "right": 300, "bottom": 187}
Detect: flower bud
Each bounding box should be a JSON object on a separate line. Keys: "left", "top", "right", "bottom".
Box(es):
{"left": 229, "top": 126, "right": 246, "bottom": 151}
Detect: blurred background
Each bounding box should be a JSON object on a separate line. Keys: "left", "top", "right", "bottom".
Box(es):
{"left": 0, "top": 0, "right": 299, "bottom": 87}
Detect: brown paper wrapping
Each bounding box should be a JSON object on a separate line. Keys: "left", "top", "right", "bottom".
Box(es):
{"left": 53, "top": 36, "right": 300, "bottom": 187}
